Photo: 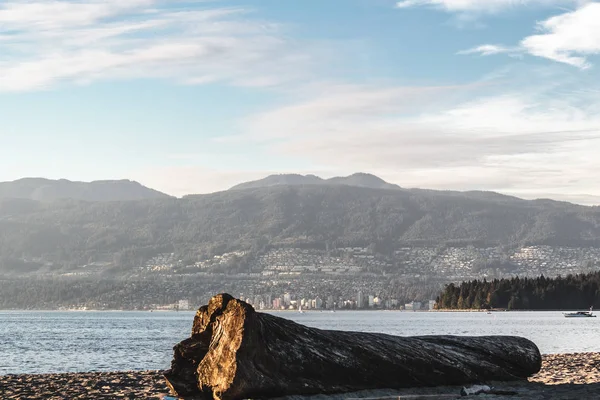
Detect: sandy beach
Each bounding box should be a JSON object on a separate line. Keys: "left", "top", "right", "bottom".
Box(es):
{"left": 2, "top": 353, "right": 600, "bottom": 399}
{"left": 0, "top": 370, "right": 170, "bottom": 399}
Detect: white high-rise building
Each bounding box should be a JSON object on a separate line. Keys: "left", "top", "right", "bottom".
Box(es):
{"left": 315, "top": 297, "right": 323, "bottom": 309}
{"left": 178, "top": 300, "right": 190, "bottom": 310}
{"left": 265, "top": 294, "right": 272, "bottom": 308}
{"left": 429, "top": 300, "right": 437, "bottom": 310}
{"left": 357, "top": 291, "right": 364, "bottom": 309}
{"left": 327, "top": 296, "right": 334, "bottom": 309}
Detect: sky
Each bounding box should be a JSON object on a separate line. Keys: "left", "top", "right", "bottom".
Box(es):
{"left": 1, "top": 0, "right": 600, "bottom": 204}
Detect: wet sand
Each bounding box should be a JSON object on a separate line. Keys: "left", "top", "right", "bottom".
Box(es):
{"left": 1, "top": 354, "right": 600, "bottom": 399}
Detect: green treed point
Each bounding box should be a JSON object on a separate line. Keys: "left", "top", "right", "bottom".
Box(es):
{"left": 436, "top": 272, "right": 600, "bottom": 310}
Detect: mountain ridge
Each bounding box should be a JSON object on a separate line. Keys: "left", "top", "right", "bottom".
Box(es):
{"left": 229, "top": 172, "right": 401, "bottom": 191}
{"left": 0, "top": 178, "right": 171, "bottom": 202}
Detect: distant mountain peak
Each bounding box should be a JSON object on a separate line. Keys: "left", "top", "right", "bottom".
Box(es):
{"left": 327, "top": 173, "right": 401, "bottom": 190}
{"left": 229, "top": 172, "right": 400, "bottom": 191}
{"left": 0, "top": 178, "right": 171, "bottom": 202}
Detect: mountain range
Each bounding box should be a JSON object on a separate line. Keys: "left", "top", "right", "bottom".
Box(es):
{"left": 0, "top": 175, "right": 599, "bottom": 275}
{"left": 0, "top": 173, "right": 402, "bottom": 202}
{"left": 0, "top": 178, "right": 171, "bottom": 202}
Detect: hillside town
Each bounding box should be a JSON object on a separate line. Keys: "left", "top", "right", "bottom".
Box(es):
{"left": 134, "top": 245, "right": 600, "bottom": 312}
{"left": 143, "top": 245, "right": 600, "bottom": 281}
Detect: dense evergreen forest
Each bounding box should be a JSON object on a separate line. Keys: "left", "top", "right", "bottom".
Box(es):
{"left": 436, "top": 272, "right": 600, "bottom": 310}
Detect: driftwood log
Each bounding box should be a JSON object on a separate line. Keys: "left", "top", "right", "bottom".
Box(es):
{"left": 164, "top": 294, "right": 541, "bottom": 400}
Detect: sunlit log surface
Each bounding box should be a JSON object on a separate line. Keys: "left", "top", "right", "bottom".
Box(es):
{"left": 164, "top": 294, "right": 541, "bottom": 400}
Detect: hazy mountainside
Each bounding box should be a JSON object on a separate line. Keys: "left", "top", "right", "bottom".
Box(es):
{"left": 1, "top": 184, "right": 600, "bottom": 274}
{"left": 229, "top": 174, "right": 325, "bottom": 190}
{"left": 229, "top": 173, "right": 401, "bottom": 191}
{"left": 0, "top": 178, "right": 171, "bottom": 202}
{"left": 326, "top": 173, "right": 401, "bottom": 190}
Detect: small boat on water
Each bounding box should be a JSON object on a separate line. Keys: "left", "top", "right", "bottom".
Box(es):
{"left": 564, "top": 306, "right": 596, "bottom": 318}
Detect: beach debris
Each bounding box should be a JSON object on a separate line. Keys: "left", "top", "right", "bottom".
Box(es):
{"left": 164, "top": 293, "right": 542, "bottom": 400}
{"left": 460, "top": 385, "right": 520, "bottom": 396}
{"left": 460, "top": 385, "right": 491, "bottom": 396}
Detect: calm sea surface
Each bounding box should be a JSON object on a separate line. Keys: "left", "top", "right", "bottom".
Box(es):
{"left": 1, "top": 310, "right": 598, "bottom": 375}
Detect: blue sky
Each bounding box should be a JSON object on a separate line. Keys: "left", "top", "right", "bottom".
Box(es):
{"left": 1, "top": 0, "right": 600, "bottom": 203}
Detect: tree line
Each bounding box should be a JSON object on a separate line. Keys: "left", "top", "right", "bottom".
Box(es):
{"left": 436, "top": 272, "right": 600, "bottom": 310}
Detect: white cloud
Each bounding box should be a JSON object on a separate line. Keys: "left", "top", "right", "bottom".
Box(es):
{"left": 123, "top": 76, "right": 600, "bottom": 204}
{"left": 457, "top": 44, "right": 513, "bottom": 56}
{"left": 521, "top": 3, "right": 600, "bottom": 69}
{"left": 0, "top": 0, "right": 315, "bottom": 91}
{"left": 229, "top": 78, "right": 600, "bottom": 204}
{"left": 396, "top": 0, "right": 579, "bottom": 13}
{"left": 462, "top": 3, "right": 600, "bottom": 68}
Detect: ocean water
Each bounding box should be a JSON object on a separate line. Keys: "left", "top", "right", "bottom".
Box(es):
{"left": 1, "top": 310, "right": 598, "bottom": 375}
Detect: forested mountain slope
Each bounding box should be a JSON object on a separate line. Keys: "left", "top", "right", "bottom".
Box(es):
{"left": 1, "top": 184, "right": 600, "bottom": 273}
{"left": 0, "top": 178, "right": 171, "bottom": 202}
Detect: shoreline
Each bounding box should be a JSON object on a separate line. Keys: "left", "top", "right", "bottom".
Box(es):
{"left": 2, "top": 354, "right": 600, "bottom": 399}
{"left": 1, "top": 308, "right": 591, "bottom": 313}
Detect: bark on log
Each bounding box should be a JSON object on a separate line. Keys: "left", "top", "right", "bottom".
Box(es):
{"left": 164, "top": 294, "right": 541, "bottom": 400}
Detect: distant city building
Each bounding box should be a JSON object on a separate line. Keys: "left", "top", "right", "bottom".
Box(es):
{"left": 428, "top": 300, "right": 437, "bottom": 310}
{"left": 373, "top": 296, "right": 381, "bottom": 307}
{"left": 327, "top": 295, "right": 334, "bottom": 309}
{"left": 178, "top": 300, "right": 190, "bottom": 310}
{"left": 405, "top": 301, "right": 422, "bottom": 311}
{"left": 357, "top": 291, "right": 364, "bottom": 309}
{"left": 272, "top": 298, "right": 281, "bottom": 309}
{"left": 315, "top": 297, "right": 323, "bottom": 309}
{"left": 283, "top": 293, "right": 291, "bottom": 306}
{"left": 264, "top": 294, "right": 272, "bottom": 307}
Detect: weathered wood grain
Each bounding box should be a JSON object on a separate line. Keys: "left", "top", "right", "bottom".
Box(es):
{"left": 164, "top": 294, "right": 542, "bottom": 400}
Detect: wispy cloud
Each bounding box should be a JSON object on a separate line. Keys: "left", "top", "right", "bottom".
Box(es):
{"left": 0, "top": 0, "right": 315, "bottom": 91}
{"left": 460, "top": 2, "right": 600, "bottom": 69}
{"left": 226, "top": 72, "right": 600, "bottom": 203}
{"left": 457, "top": 44, "right": 514, "bottom": 56}
{"left": 127, "top": 71, "right": 600, "bottom": 204}
{"left": 396, "top": 0, "right": 579, "bottom": 13}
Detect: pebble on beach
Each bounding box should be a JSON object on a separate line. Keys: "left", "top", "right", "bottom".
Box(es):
{"left": 529, "top": 353, "right": 600, "bottom": 385}
{"left": 0, "top": 370, "right": 170, "bottom": 399}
